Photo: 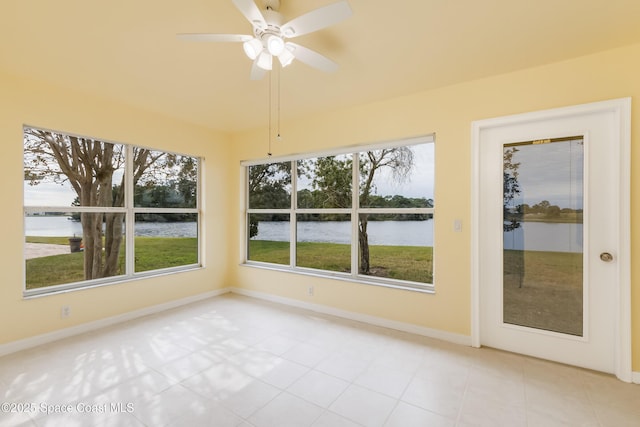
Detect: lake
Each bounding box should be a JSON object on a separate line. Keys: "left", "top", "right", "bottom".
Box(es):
{"left": 255, "top": 220, "right": 582, "bottom": 253}
{"left": 25, "top": 216, "right": 198, "bottom": 238}
{"left": 504, "top": 222, "right": 583, "bottom": 253}
{"left": 256, "top": 220, "right": 434, "bottom": 246}
{"left": 25, "top": 216, "right": 583, "bottom": 253}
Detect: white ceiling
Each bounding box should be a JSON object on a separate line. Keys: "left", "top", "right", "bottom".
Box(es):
{"left": 2, "top": 0, "right": 640, "bottom": 132}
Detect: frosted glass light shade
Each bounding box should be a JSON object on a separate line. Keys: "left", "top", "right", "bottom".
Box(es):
{"left": 278, "top": 46, "right": 295, "bottom": 67}
{"left": 266, "top": 35, "right": 285, "bottom": 56}
{"left": 256, "top": 52, "right": 273, "bottom": 70}
{"left": 243, "top": 38, "right": 263, "bottom": 60}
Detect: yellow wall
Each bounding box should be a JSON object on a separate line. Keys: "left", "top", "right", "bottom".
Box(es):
{"left": 1, "top": 42, "right": 638, "bottom": 372}
{"left": 0, "top": 70, "right": 232, "bottom": 344}
{"left": 228, "top": 43, "right": 640, "bottom": 370}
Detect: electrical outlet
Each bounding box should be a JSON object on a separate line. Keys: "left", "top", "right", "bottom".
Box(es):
{"left": 61, "top": 305, "right": 71, "bottom": 319}
{"left": 308, "top": 286, "right": 314, "bottom": 296}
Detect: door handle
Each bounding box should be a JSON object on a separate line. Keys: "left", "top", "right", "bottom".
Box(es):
{"left": 600, "top": 252, "right": 614, "bottom": 262}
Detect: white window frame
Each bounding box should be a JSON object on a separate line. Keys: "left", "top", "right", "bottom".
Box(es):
{"left": 23, "top": 127, "right": 203, "bottom": 297}
{"left": 242, "top": 135, "right": 435, "bottom": 293}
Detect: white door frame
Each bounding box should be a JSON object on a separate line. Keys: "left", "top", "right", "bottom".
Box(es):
{"left": 470, "top": 98, "right": 632, "bottom": 382}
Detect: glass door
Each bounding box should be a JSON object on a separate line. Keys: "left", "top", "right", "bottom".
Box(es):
{"left": 475, "top": 99, "right": 630, "bottom": 376}
{"left": 503, "top": 137, "right": 584, "bottom": 336}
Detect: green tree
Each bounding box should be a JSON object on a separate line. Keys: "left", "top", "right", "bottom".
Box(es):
{"left": 24, "top": 128, "right": 181, "bottom": 280}
{"left": 247, "top": 162, "right": 291, "bottom": 238}
{"left": 302, "top": 150, "right": 414, "bottom": 274}
{"left": 358, "top": 148, "right": 414, "bottom": 274}
{"left": 503, "top": 146, "right": 524, "bottom": 288}
{"left": 546, "top": 205, "right": 561, "bottom": 218}
{"left": 503, "top": 147, "right": 522, "bottom": 232}
{"left": 532, "top": 200, "right": 551, "bottom": 214}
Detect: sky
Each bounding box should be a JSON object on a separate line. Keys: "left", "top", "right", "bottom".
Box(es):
{"left": 24, "top": 180, "right": 76, "bottom": 207}
{"left": 507, "top": 139, "right": 583, "bottom": 209}
{"left": 24, "top": 169, "right": 126, "bottom": 207}
{"left": 26, "top": 143, "right": 435, "bottom": 207}
{"left": 373, "top": 143, "right": 435, "bottom": 200}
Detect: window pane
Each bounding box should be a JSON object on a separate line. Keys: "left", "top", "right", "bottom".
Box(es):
{"left": 248, "top": 162, "right": 291, "bottom": 209}
{"left": 358, "top": 213, "right": 433, "bottom": 284}
{"left": 297, "top": 214, "right": 351, "bottom": 273}
{"left": 25, "top": 212, "right": 126, "bottom": 289}
{"left": 503, "top": 138, "right": 584, "bottom": 336}
{"left": 24, "top": 128, "right": 126, "bottom": 207}
{"left": 298, "top": 154, "right": 352, "bottom": 208}
{"left": 248, "top": 213, "right": 290, "bottom": 265}
{"left": 135, "top": 151, "right": 198, "bottom": 208}
{"left": 23, "top": 126, "right": 202, "bottom": 294}
{"left": 134, "top": 213, "right": 198, "bottom": 272}
{"left": 359, "top": 143, "right": 434, "bottom": 208}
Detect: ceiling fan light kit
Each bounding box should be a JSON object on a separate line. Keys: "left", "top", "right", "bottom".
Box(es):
{"left": 267, "top": 35, "right": 285, "bottom": 56}
{"left": 278, "top": 44, "right": 296, "bottom": 67}
{"left": 178, "top": 0, "right": 352, "bottom": 79}
{"left": 243, "top": 37, "right": 264, "bottom": 60}
{"left": 256, "top": 51, "right": 273, "bottom": 70}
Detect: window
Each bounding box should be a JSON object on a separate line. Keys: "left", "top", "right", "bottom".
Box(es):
{"left": 23, "top": 126, "right": 201, "bottom": 296}
{"left": 244, "top": 136, "right": 435, "bottom": 291}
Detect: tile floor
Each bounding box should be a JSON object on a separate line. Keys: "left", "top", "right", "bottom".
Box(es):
{"left": 0, "top": 294, "right": 638, "bottom": 427}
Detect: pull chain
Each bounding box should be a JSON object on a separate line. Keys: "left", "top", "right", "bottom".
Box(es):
{"left": 268, "top": 70, "right": 272, "bottom": 157}
{"left": 277, "top": 64, "right": 281, "bottom": 141}
{"left": 267, "top": 63, "right": 283, "bottom": 157}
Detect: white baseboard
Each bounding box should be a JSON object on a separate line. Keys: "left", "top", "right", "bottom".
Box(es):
{"left": 230, "top": 287, "right": 472, "bottom": 346}
{"left": 632, "top": 371, "right": 640, "bottom": 384}
{"left": 0, "top": 288, "right": 230, "bottom": 357}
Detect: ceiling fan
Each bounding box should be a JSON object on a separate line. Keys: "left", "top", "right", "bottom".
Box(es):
{"left": 178, "top": 0, "right": 352, "bottom": 80}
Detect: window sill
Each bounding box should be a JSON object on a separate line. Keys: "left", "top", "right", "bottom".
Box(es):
{"left": 23, "top": 265, "right": 203, "bottom": 299}
{"left": 240, "top": 262, "right": 435, "bottom": 295}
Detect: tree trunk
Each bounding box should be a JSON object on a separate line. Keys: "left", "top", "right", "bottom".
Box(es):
{"left": 103, "top": 212, "right": 125, "bottom": 277}
{"left": 81, "top": 212, "right": 104, "bottom": 280}
{"left": 359, "top": 215, "right": 370, "bottom": 274}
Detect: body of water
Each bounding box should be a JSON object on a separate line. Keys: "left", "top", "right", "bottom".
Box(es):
{"left": 256, "top": 220, "right": 582, "bottom": 252}
{"left": 25, "top": 216, "right": 197, "bottom": 238}
{"left": 255, "top": 220, "right": 434, "bottom": 246}
{"left": 26, "top": 216, "right": 582, "bottom": 252}
{"left": 504, "top": 222, "right": 583, "bottom": 253}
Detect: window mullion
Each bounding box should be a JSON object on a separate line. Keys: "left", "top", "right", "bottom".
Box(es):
{"left": 351, "top": 152, "right": 359, "bottom": 277}
{"left": 291, "top": 160, "right": 297, "bottom": 268}
{"left": 125, "top": 145, "right": 135, "bottom": 276}
{"left": 197, "top": 157, "right": 203, "bottom": 267}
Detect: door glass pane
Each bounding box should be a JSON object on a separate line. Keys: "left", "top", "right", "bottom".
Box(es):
{"left": 503, "top": 137, "right": 584, "bottom": 336}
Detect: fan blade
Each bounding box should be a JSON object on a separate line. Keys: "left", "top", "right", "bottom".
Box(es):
{"left": 232, "top": 0, "right": 267, "bottom": 29}
{"left": 281, "top": 0, "right": 352, "bottom": 38}
{"left": 250, "top": 58, "right": 267, "bottom": 80}
{"left": 288, "top": 43, "right": 338, "bottom": 73}
{"left": 177, "top": 33, "right": 252, "bottom": 43}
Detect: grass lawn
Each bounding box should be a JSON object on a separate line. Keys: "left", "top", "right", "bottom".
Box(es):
{"left": 249, "top": 240, "right": 433, "bottom": 284}
{"left": 27, "top": 237, "right": 580, "bottom": 336}
{"left": 25, "top": 237, "right": 198, "bottom": 289}
{"left": 503, "top": 249, "right": 583, "bottom": 336}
